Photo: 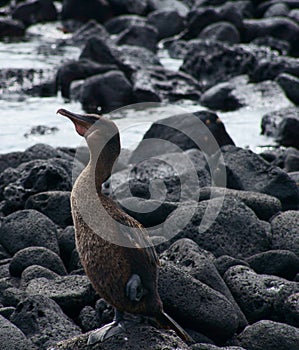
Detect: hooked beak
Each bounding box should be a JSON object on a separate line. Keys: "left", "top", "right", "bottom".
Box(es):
{"left": 57, "top": 108, "right": 98, "bottom": 136}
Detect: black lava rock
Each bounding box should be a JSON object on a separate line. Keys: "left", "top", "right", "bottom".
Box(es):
{"left": 214, "top": 255, "right": 249, "bottom": 277}
{"left": 0, "top": 18, "right": 25, "bottom": 38}
{"left": 159, "top": 261, "right": 240, "bottom": 342}
{"left": 199, "top": 21, "right": 240, "bottom": 45}
{"left": 25, "top": 275, "right": 96, "bottom": 315}
{"left": 9, "top": 247, "right": 67, "bottom": 277}
{"left": 212, "top": 145, "right": 299, "bottom": 210}
{"left": 11, "top": 295, "right": 81, "bottom": 350}
{"left": 0, "top": 314, "right": 36, "bottom": 350}
{"left": 224, "top": 265, "right": 299, "bottom": 324}
{"left": 168, "top": 196, "right": 271, "bottom": 259}
{"left": 276, "top": 72, "right": 299, "bottom": 105}
{"left": 230, "top": 320, "right": 299, "bottom": 350}
{"left": 246, "top": 250, "right": 299, "bottom": 280}
{"left": 104, "top": 15, "right": 146, "bottom": 34}
{"left": 57, "top": 226, "right": 76, "bottom": 267}
{"left": 0, "top": 209, "right": 59, "bottom": 255}
{"left": 270, "top": 211, "right": 299, "bottom": 256}
{"left": 25, "top": 191, "right": 72, "bottom": 228}
{"left": 20, "top": 265, "right": 59, "bottom": 288}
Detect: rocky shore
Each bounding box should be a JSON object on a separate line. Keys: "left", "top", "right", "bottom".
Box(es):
{"left": 1, "top": 0, "right": 299, "bottom": 349}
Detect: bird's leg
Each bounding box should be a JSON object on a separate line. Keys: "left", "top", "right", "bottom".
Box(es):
{"left": 87, "top": 309, "right": 125, "bottom": 345}
{"left": 126, "top": 274, "right": 147, "bottom": 302}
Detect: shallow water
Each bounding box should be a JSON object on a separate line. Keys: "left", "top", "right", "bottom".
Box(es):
{"left": 0, "top": 23, "right": 292, "bottom": 154}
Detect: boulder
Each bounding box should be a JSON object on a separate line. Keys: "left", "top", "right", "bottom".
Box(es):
{"left": 21, "top": 265, "right": 58, "bottom": 288}
{"left": 12, "top": 0, "right": 57, "bottom": 26}
{"left": 69, "top": 19, "right": 110, "bottom": 45}
{"left": 277, "top": 110, "right": 299, "bottom": 149}
{"left": 246, "top": 250, "right": 299, "bottom": 280}
{"left": 61, "top": 0, "right": 113, "bottom": 23}
{"left": 11, "top": 295, "right": 81, "bottom": 350}
{"left": 104, "top": 15, "right": 146, "bottom": 34}
{"left": 57, "top": 226, "right": 76, "bottom": 266}
{"left": 116, "top": 24, "right": 158, "bottom": 52}
{"left": 9, "top": 247, "right": 67, "bottom": 277}
{"left": 107, "top": 0, "right": 150, "bottom": 16}
{"left": 197, "top": 187, "right": 281, "bottom": 221}
{"left": 168, "top": 196, "right": 270, "bottom": 259}
{"left": 199, "top": 21, "right": 240, "bottom": 44}
{"left": 0, "top": 209, "right": 59, "bottom": 255}
{"left": 25, "top": 191, "right": 72, "bottom": 228}
{"left": 270, "top": 211, "right": 299, "bottom": 256}
{"left": 242, "top": 17, "right": 299, "bottom": 55}
{"left": 230, "top": 320, "right": 299, "bottom": 350}
{"left": 212, "top": 145, "right": 299, "bottom": 210}
{"left": 132, "top": 67, "right": 201, "bottom": 103}
{"left": 0, "top": 314, "right": 35, "bottom": 350}
{"left": 78, "top": 305, "right": 98, "bottom": 332}
{"left": 159, "top": 261, "right": 240, "bottom": 342}
{"left": 79, "top": 70, "right": 133, "bottom": 113}
{"left": 56, "top": 59, "right": 117, "bottom": 99}
{"left": 252, "top": 36, "right": 290, "bottom": 55}
{"left": 147, "top": 10, "right": 185, "bottom": 40}
{"left": 0, "top": 158, "right": 74, "bottom": 210}
{"left": 264, "top": 3, "right": 290, "bottom": 18}
{"left": 25, "top": 275, "right": 96, "bottom": 314}
{"left": 224, "top": 265, "right": 299, "bottom": 323}
{"left": 214, "top": 255, "right": 249, "bottom": 277}
{"left": 130, "top": 110, "right": 235, "bottom": 163}
{"left": 284, "top": 147, "right": 299, "bottom": 171}
{"left": 282, "top": 292, "right": 299, "bottom": 326}
{"left": 0, "top": 18, "right": 25, "bottom": 38}
{"left": 200, "top": 82, "right": 243, "bottom": 111}
{"left": 276, "top": 72, "right": 299, "bottom": 106}
{"left": 0, "top": 151, "right": 22, "bottom": 173}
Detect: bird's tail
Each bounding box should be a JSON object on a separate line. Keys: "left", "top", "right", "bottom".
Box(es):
{"left": 155, "top": 311, "right": 194, "bottom": 343}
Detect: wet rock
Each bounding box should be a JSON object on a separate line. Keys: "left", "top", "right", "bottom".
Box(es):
{"left": 0, "top": 18, "right": 25, "bottom": 38}
{"left": 212, "top": 145, "right": 299, "bottom": 210}
{"left": 276, "top": 72, "right": 299, "bottom": 105}
{"left": 242, "top": 17, "right": 299, "bottom": 56}
{"left": 169, "top": 196, "right": 270, "bottom": 259}
{"left": 9, "top": 247, "right": 67, "bottom": 277}
{"left": 25, "top": 275, "right": 95, "bottom": 314}
{"left": 200, "top": 82, "right": 243, "bottom": 111}
{"left": 150, "top": 0, "right": 189, "bottom": 16}
{"left": 24, "top": 125, "right": 58, "bottom": 138}
{"left": 25, "top": 191, "right": 72, "bottom": 228}
{"left": 80, "top": 70, "right": 132, "bottom": 113}
{"left": 21, "top": 265, "right": 58, "bottom": 288}
{"left": 53, "top": 323, "right": 190, "bottom": 350}
{"left": 284, "top": 147, "right": 299, "bottom": 171}
{"left": 0, "top": 314, "right": 35, "bottom": 350}
{"left": 289, "top": 8, "right": 299, "bottom": 22}
{"left": 56, "top": 59, "right": 117, "bottom": 99}
{"left": 11, "top": 295, "right": 81, "bottom": 350}
{"left": 270, "top": 211, "right": 299, "bottom": 256}
{"left": 104, "top": 14, "right": 146, "bottom": 34}
{"left": 198, "top": 187, "right": 281, "bottom": 221}
{"left": 261, "top": 106, "right": 298, "bottom": 137}
{"left": 61, "top": 0, "right": 113, "bottom": 23}
{"left": 160, "top": 239, "right": 247, "bottom": 329}
{"left": 116, "top": 24, "right": 158, "bottom": 52}
{"left": 252, "top": 36, "right": 290, "bottom": 55}
{"left": 80, "top": 37, "right": 161, "bottom": 76}
{"left": 0, "top": 151, "right": 22, "bottom": 173}
{"left": 108, "top": 0, "right": 150, "bottom": 16}
{"left": 181, "top": 42, "right": 256, "bottom": 90}
{"left": 246, "top": 250, "right": 299, "bottom": 280}
{"left": 57, "top": 226, "right": 76, "bottom": 266}
{"left": 147, "top": 10, "right": 185, "bottom": 40}
{"left": 69, "top": 19, "right": 110, "bottom": 45}
{"left": 224, "top": 265, "right": 299, "bottom": 323}
{"left": 0, "top": 158, "right": 74, "bottom": 209}
{"left": 132, "top": 67, "right": 201, "bottom": 103}
{"left": 130, "top": 110, "right": 235, "bottom": 163}
{"left": 199, "top": 21, "right": 240, "bottom": 45}
{"left": 159, "top": 261, "right": 240, "bottom": 342}
{"left": 0, "top": 209, "right": 59, "bottom": 255}
{"left": 264, "top": 3, "right": 290, "bottom": 18}
{"left": 12, "top": 0, "right": 57, "bottom": 26}
{"left": 230, "top": 320, "right": 299, "bottom": 350}
{"left": 214, "top": 255, "right": 249, "bottom": 277}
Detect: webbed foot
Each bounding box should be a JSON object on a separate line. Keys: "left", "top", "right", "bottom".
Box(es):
{"left": 87, "top": 321, "right": 125, "bottom": 345}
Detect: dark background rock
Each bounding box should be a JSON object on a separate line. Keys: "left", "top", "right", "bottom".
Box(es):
{"left": 0, "top": 209, "right": 59, "bottom": 255}
{"left": 9, "top": 247, "right": 67, "bottom": 277}
{"left": 25, "top": 191, "right": 72, "bottom": 228}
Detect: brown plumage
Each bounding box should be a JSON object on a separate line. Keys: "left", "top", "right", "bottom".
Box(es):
{"left": 57, "top": 108, "right": 193, "bottom": 343}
